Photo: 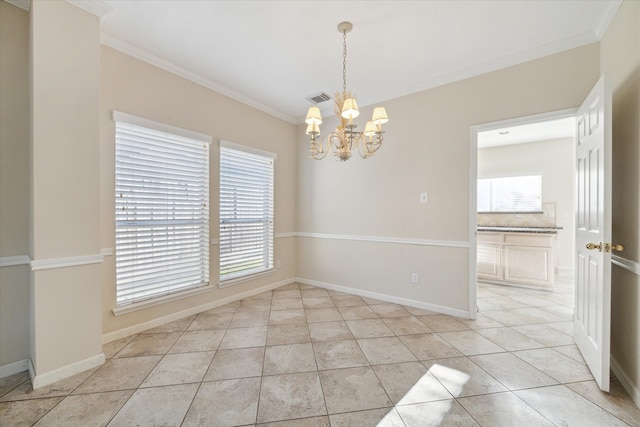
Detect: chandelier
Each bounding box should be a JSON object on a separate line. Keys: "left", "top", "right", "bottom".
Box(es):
{"left": 305, "top": 22, "right": 389, "bottom": 161}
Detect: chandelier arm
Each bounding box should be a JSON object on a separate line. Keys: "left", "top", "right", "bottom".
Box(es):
{"left": 342, "top": 29, "right": 347, "bottom": 96}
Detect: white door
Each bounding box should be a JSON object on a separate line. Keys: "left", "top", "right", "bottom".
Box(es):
{"left": 574, "top": 74, "right": 613, "bottom": 391}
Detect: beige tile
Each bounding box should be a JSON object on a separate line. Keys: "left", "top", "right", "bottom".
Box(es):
{"left": 308, "top": 321, "right": 354, "bottom": 342}
{"left": 204, "top": 347, "right": 264, "bottom": 380}
{"left": 167, "top": 329, "right": 225, "bottom": 353}
{"left": 269, "top": 308, "right": 307, "bottom": 325}
{"left": 102, "top": 335, "right": 136, "bottom": 359}
{"left": 552, "top": 344, "right": 586, "bottom": 364}
{"left": 229, "top": 310, "right": 270, "bottom": 328}
{"left": 264, "top": 343, "right": 317, "bottom": 375}
{"left": 546, "top": 320, "right": 575, "bottom": 335}
{"left": 458, "top": 392, "right": 554, "bottom": 426}
{"left": 237, "top": 299, "right": 272, "bottom": 312}
{"left": 271, "top": 298, "right": 304, "bottom": 311}
{"left": 4, "top": 368, "right": 97, "bottom": 400}
{"left": 512, "top": 324, "right": 574, "bottom": 346}
{"left": 0, "top": 372, "right": 29, "bottom": 400}
{"left": 273, "top": 289, "right": 302, "bottom": 299}
{"left": 301, "top": 288, "right": 330, "bottom": 298}
{"left": 382, "top": 316, "right": 433, "bottom": 335}
{"left": 512, "top": 348, "right": 593, "bottom": 383}
{"left": 399, "top": 334, "right": 463, "bottom": 360}
{"left": 416, "top": 314, "right": 469, "bottom": 332}
{"left": 475, "top": 327, "right": 545, "bottom": 351}
{"left": 298, "top": 283, "right": 317, "bottom": 290}
{"left": 73, "top": 356, "right": 161, "bottom": 394}
{"left": 245, "top": 291, "right": 273, "bottom": 300}
{"left": 361, "top": 296, "right": 386, "bottom": 305}
{"left": 319, "top": 367, "right": 391, "bottom": 414}
{"left": 329, "top": 408, "right": 405, "bottom": 427}
{"left": 141, "top": 315, "right": 196, "bottom": 333}
{"left": 346, "top": 319, "right": 394, "bottom": 338}
{"left": 302, "top": 296, "right": 335, "bottom": 308}
{"left": 187, "top": 312, "right": 233, "bottom": 331}
{"left": 201, "top": 301, "right": 239, "bottom": 314}
{"left": 33, "top": 390, "right": 132, "bottom": 427}
{"left": 331, "top": 295, "right": 367, "bottom": 307}
{"left": 370, "top": 303, "right": 411, "bottom": 318}
{"left": 516, "top": 385, "right": 630, "bottom": 427}
{"left": 469, "top": 353, "right": 557, "bottom": 390}
{"left": 115, "top": 332, "right": 181, "bottom": 357}
{"left": 219, "top": 326, "right": 267, "bottom": 349}
{"left": 266, "top": 324, "right": 311, "bottom": 345}
{"left": 357, "top": 337, "right": 417, "bottom": 365}
{"left": 338, "top": 305, "right": 378, "bottom": 320}
{"left": 258, "top": 415, "right": 330, "bottom": 427}
{"left": 372, "top": 362, "right": 451, "bottom": 405}
{"left": 275, "top": 283, "right": 300, "bottom": 291}
{"left": 109, "top": 383, "right": 198, "bottom": 427}
{"left": 257, "top": 372, "right": 326, "bottom": 423}
{"left": 396, "top": 399, "right": 480, "bottom": 427}
{"left": 0, "top": 397, "right": 63, "bottom": 427}
{"left": 313, "top": 340, "right": 369, "bottom": 370}
{"left": 437, "top": 330, "right": 506, "bottom": 355}
{"left": 141, "top": 351, "right": 214, "bottom": 387}
{"left": 567, "top": 379, "right": 640, "bottom": 426}
{"left": 183, "top": 377, "right": 261, "bottom": 426}
{"left": 403, "top": 306, "right": 438, "bottom": 316}
{"left": 458, "top": 314, "right": 505, "bottom": 329}
{"left": 304, "top": 307, "right": 343, "bottom": 323}
{"left": 426, "top": 357, "right": 507, "bottom": 397}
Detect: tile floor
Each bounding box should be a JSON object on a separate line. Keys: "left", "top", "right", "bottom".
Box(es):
{"left": 1, "top": 278, "right": 639, "bottom": 426}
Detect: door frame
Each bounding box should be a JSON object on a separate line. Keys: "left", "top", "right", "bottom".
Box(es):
{"left": 468, "top": 107, "right": 578, "bottom": 317}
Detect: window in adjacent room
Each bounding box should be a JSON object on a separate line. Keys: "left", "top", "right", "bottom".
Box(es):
{"left": 219, "top": 140, "right": 275, "bottom": 284}
{"left": 477, "top": 175, "right": 542, "bottom": 213}
{"left": 114, "top": 112, "right": 211, "bottom": 306}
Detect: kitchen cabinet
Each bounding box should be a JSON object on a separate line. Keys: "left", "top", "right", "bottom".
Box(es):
{"left": 477, "top": 230, "right": 556, "bottom": 290}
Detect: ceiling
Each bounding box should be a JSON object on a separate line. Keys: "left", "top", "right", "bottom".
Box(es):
{"left": 97, "top": 0, "right": 620, "bottom": 124}
{"left": 477, "top": 116, "right": 576, "bottom": 149}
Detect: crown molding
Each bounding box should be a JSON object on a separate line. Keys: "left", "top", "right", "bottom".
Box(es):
{"left": 66, "top": 0, "right": 112, "bottom": 18}
{"left": 100, "top": 33, "right": 298, "bottom": 125}
{"left": 3, "top": 0, "right": 29, "bottom": 11}
{"left": 593, "top": 0, "right": 622, "bottom": 40}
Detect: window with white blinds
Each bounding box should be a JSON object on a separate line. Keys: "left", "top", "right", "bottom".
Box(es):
{"left": 114, "top": 112, "right": 210, "bottom": 306}
{"left": 219, "top": 140, "right": 275, "bottom": 283}
{"left": 478, "top": 175, "right": 542, "bottom": 213}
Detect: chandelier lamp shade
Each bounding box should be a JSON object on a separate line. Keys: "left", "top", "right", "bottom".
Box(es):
{"left": 305, "top": 21, "right": 389, "bottom": 161}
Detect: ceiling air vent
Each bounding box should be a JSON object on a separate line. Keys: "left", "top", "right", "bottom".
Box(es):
{"left": 306, "top": 92, "right": 331, "bottom": 104}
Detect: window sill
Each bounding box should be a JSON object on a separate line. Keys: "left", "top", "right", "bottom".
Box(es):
{"left": 218, "top": 269, "right": 276, "bottom": 288}
{"left": 112, "top": 284, "right": 214, "bottom": 316}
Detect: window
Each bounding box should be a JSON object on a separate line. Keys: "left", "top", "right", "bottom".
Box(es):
{"left": 114, "top": 112, "right": 210, "bottom": 306}
{"left": 219, "top": 140, "right": 275, "bottom": 283}
{"left": 478, "top": 175, "right": 542, "bottom": 213}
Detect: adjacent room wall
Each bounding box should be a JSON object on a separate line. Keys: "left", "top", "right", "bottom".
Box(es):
{"left": 0, "top": 1, "right": 30, "bottom": 374}
{"left": 100, "top": 46, "right": 298, "bottom": 339}
{"left": 600, "top": 0, "right": 640, "bottom": 406}
{"left": 296, "top": 44, "right": 600, "bottom": 315}
{"left": 478, "top": 138, "right": 575, "bottom": 271}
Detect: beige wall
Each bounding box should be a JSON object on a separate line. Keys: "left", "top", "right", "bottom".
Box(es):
{"left": 600, "top": 0, "right": 640, "bottom": 403}
{"left": 0, "top": 1, "right": 30, "bottom": 369}
{"left": 297, "top": 43, "right": 599, "bottom": 313}
{"left": 478, "top": 138, "right": 575, "bottom": 270}
{"left": 100, "top": 46, "right": 298, "bottom": 336}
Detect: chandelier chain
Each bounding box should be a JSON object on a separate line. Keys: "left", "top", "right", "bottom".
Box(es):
{"left": 342, "top": 29, "right": 347, "bottom": 95}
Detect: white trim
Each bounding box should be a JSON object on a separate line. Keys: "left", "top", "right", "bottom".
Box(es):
{"left": 610, "top": 355, "right": 640, "bottom": 409}
{"left": 103, "top": 277, "right": 295, "bottom": 344}
{"left": 612, "top": 255, "right": 640, "bottom": 276}
{"left": 296, "top": 232, "right": 469, "bottom": 248}
{"left": 101, "top": 247, "right": 113, "bottom": 257}
{"left": 29, "top": 353, "right": 105, "bottom": 390}
{"left": 0, "top": 255, "right": 31, "bottom": 267}
{"left": 296, "top": 277, "right": 471, "bottom": 319}
{"left": 3, "top": 0, "right": 29, "bottom": 11}
{"left": 30, "top": 253, "right": 103, "bottom": 271}
{"left": 218, "top": 269, "right": 275, "bottom": 289}
{"left": 275, "top": 232, "right": 296, "bottom": 239}
{"left": 113, "top": 111, "right": 212, "bottom": 144}
{"left": 0, "top": 359, "right": 29, "bottom": 379}
{"left": 593, "top": 0, "right": 622, "bottom": 40}
{"left": 112, "top": 284, "right": 215, "bottom": 317}
{"left": 101, "top": 34, "right": 297, "bottom": 124}
{"left": 66, "top": 0, "right": 112, "bottom": 18}
{"left": 219, "top": 139, "right": 277, "bottom": 160}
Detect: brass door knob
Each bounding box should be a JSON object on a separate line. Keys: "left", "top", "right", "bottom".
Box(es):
{"left": 586, "top": 242, "right": 602, "bottom": 251}
{"left": 611, "top": 244, "right": 624, "bottom": 252}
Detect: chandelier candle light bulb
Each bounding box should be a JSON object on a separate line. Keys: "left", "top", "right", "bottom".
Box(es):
{"left": 304, "top": 22, "right": 389, "bottom": 161}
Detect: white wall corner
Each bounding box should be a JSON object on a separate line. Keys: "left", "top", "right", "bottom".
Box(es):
{"left": 66, "top": 0, "right": 112, "bottom": 18}
{"left": 29, "top": 353, "right": 105, "bottom": 390}
{"left": 610, "top": 355, "right": 640, "bottom": 409}
{"left": 0, "top": 359, "right": 30, "bottom": 379}
{"left": 3, "top": 0, "right": 30, "bottom": 11}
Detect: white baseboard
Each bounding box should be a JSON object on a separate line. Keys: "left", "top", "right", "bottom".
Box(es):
{"left": 102, "top": 276, "right": 296, "bottom": 344}
{"left": 29, "top": 352, "right": 105, "bottom": 390}
{"left": 296, "top": 277, "right": 471, "bottom": 319}
{"left": 0, "top": 359, "right": 29, "bottom": 379}
{"left": 611, "top": 355, "right": 640, "bottom": 409}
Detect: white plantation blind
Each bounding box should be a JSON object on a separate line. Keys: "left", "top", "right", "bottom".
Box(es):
{"left": 219, "top": 140, "right": 275, "bottom": 282}
{"left": 478, "top": 175, "right": 542, "bottom": 213}
{"left": 114, "top": 112, "right": 210, "bottom": 306}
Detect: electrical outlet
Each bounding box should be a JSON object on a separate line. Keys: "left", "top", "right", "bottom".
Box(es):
{"left": 276, "top": 259, "right": 282, "bottom": 269}
{"left": 411, "top": 273, "right": 419, "bottom": 284}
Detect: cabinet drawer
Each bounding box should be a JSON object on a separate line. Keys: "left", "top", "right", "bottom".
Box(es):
{"left": 477, "top": 232, "right": 502, "bottom": 244}
{"left": 504, "top": 233, "right": 553, "bottom": 247}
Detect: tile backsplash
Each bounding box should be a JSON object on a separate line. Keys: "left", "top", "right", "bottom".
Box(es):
{"left": 477, "top": 202, "right": 557, "bottom": 227}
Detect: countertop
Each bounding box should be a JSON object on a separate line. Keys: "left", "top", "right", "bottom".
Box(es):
{"left": 477, "top": 226, "right": 562, "bottom": 234}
